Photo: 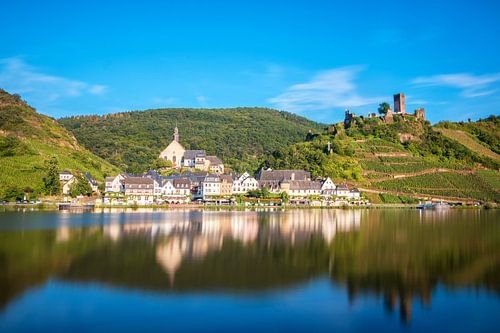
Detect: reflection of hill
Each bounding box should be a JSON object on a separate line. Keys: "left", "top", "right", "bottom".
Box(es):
{"left": 0, "top": 209, "right": 498, "bottom": 321}
{"left": 0, "top": 228, "right": 106, "bottom": 309}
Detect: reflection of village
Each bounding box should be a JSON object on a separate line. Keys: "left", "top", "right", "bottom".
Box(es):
{"left": 96, "top": 209, "right": 361, "bottom": 285}
{"left": 51, "top": 208, "right": 473, "bottom": 324}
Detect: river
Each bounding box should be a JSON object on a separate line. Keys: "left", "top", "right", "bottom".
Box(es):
{"left": 0, "top": 208, "right": 498, "bottom": 332}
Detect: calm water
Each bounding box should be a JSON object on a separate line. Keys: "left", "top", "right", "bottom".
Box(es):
{"left": 0, "top": 208, "right": 498, "bottom": 332}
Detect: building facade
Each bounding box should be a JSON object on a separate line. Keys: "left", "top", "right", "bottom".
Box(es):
{"left": 159, "top": 127, "right": 224, "bottom": 173}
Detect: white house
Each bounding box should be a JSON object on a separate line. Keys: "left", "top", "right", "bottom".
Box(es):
{"left": 105, "top": 174, "right": 126, "bottom": 193}
{"left": 349, "top": 188, "right": 361, "bottom": 200}
{"left": 59, "top": 170, "right": 73, "bottom": 182}
{"left": 288, "top": 180, "right": 322, "bottom": 197}
{"left": 320, "top": 177, "right": 336, "bottom": 196}
{"left": 62, "top": 177, "right": 77, "bottom": 195}
{"left": 173, "top": 178, "right": 191, "bottom": 196}
{"left": 182, "top": 150, "right": 206, "bottom": 168}
{"left": 232, "top": 172, "right": 259, "bottom": 194}
{"left": 335, "top": 184, "right": 351, "bottom": 197}
{"left": 124, "top": 177, "right": 155, "bottom": 204}
{"left": 202, "top": 174, "right": 221, "bottom": 199}
{"left": 161, "top": 179, "right": 176, "bottom": 196}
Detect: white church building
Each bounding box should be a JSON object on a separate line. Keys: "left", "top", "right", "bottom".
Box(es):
{"left": 159, "top": 127, "right": 225, "bottom": 173}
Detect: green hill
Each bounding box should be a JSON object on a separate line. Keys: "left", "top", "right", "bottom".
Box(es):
{"left": 262, "top": 114, "right": 500, "bottom": 203}
{"left": 0, "top": 89, "right": 120, "bottom": 198}
{"left": 434, "top": 116, "right": 500, "bottom": 161}
{"left": 59, "top": 107, "right": 324, "bottom": 173}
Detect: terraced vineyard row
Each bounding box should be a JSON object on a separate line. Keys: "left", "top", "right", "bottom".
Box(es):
{"left": 373, "top": 172, "right": 499, "bottom": 202}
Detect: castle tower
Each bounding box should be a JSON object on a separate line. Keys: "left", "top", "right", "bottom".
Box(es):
{"left": 344, "top": 109, "right": 355, "bottom": 129}
{"left": 173, "top": 126, "right": 179, "bottom": 142}
{"left": 393, "top": 93, "right": 406, "bottom": 114}
{"left": 414, "top": 108, "right": 425, "bottom": 121}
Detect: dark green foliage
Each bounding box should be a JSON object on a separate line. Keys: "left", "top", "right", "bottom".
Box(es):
{"left": 42, "top": 157, "right": 60, "bottom": 195}
{"left": 150, "top": 158, "right": 172, "bottom": 170}
{"left": 377, "top": 102, "right": 390, "bottom": 115}
{"left": 379, "top": 193, "right": 419, "bottom": 204}
{"left": 59, "top": 108, "right": 324, "bottom": 173}
{"left": 262, "top": 135, "right": 363, "bottom": 181}
{"left": 0, "top": 136, "right": 32, "bottom": 156}
{"left": 69, "top": 173, "right": 92, "bottom": 197}
{"left": 247, "top": 187, "right": 272, "bottom": 198}
{"left": 1, "top": 186, "right": 24, "bottom": 202}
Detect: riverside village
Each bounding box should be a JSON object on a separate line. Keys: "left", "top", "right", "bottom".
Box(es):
{"left": 53, "top": 93, "right": 435, "bottom": 208}
{"left": 61, "top": 126, "right": 363, "bottom": 207}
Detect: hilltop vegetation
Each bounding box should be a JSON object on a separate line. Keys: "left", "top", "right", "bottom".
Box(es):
{"left": 59, "top": 108, "right": 324, "bottom": 173}
{"left": 263, "top": 114, "right": 499, "bottom": 202}
{"left": 434, "top": 116, "right": 500, "bottom": 161}
{"left": 0, "top": 89, "right": 120, "bottom": 199}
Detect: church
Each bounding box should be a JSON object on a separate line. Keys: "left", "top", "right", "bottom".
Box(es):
{"left": 159, "top": 127, "right": 225, "bottom": 173}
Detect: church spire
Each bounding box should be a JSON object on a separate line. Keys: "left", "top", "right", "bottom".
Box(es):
{"left": 173, "top": 125, "right": 179, "bottom": 142}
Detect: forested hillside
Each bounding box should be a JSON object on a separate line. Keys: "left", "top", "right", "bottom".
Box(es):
{"left": 59, "top": 108, "right": 324, "bottom": 172}
{"left": 0, "top": 89, "right": 120, "bottom": 199}
{"left": 262, "top": 114, "right": 500, "bottom": 203}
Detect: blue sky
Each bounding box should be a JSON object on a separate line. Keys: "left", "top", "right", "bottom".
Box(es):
{"left": 0, "top": 0, "right": 499, "bottom": 123}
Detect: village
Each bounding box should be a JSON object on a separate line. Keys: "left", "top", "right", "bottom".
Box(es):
{"left": 55, "top": 93, "right": 430, "bottom": 207}
{"left": 56, "top": 92, "right": 427, "bottom": 207}
{"left": 58, "top": 125, "right": 364, "bottom": 207}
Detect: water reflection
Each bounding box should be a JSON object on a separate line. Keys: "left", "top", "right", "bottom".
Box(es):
{"left": 0, "top": 209, "right": 498, "bottom": 326}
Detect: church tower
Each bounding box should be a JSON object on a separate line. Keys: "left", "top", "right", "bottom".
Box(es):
{"left": 173, "top": 126, "right": 179, "bottom": 142}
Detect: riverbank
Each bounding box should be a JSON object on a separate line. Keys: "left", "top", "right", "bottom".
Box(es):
{"left": 0, "top": 202, "right": 490, "bottom": 212}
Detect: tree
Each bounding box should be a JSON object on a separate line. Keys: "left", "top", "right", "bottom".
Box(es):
{"left": 280, "top": 191, "right": 289, "bottom": 204}
{"left": 151, "top": 158, "right": 172, "bottom": 170}
{"left": 69, "top": 173, "right": 92, "bottom": 197}
{"left": 1, "top": 186, "right": 24, "bottom": 202}
{"left": 378, "top": 102, "right": 390, "bottom": 115}
{"left": 43, "top": 157, "right": 60, "bottom": 195}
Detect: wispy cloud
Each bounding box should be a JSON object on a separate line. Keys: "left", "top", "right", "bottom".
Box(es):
{"left": 404, "top": 95, "right": 429, "bottom": 105}
{"left": 196, "top": 95, "right": 208, "bottom": 107}
{"left": 268, "top": 66, "right": 383, "bottom": 113}
{"left": 411, "top": 72, "right": 500, "bottom": 98}
{"left": 0, "top": 57, "right": 108, "bottom": 104}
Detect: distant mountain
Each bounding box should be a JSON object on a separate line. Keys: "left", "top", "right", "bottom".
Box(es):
{"left": 262, "top": 114, "right": 500, "bottom": 203}
{"left": 0, "top": 89, "right": 120, "bottom": 197}
{"left": 59, "top": 107, "right": 324, "bottom": 173}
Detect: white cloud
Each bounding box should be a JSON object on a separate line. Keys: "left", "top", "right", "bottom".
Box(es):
{"left": 196, "top": 95, "right": 208, "bottom": 107}
{"left": 0, "top": 57, "right": 108, "bottom": 103}
{"left": 411, "top": 72, "right": 500, "bottom": 98}
{"left": 88, "top": 84, "right": 107, "bottom": 95}
{"left": 267, "top": 66, "right": 383, "bottom": 113}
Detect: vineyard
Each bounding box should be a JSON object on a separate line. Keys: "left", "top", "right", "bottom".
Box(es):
{"left": 0, "top": 90, "right": 120, "bottom": 197}
{"left": 373, "top": 172, "right": 499, "bottom": 202}
{"left": 347, "top": 135, "right": 500, "bottom": 202}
